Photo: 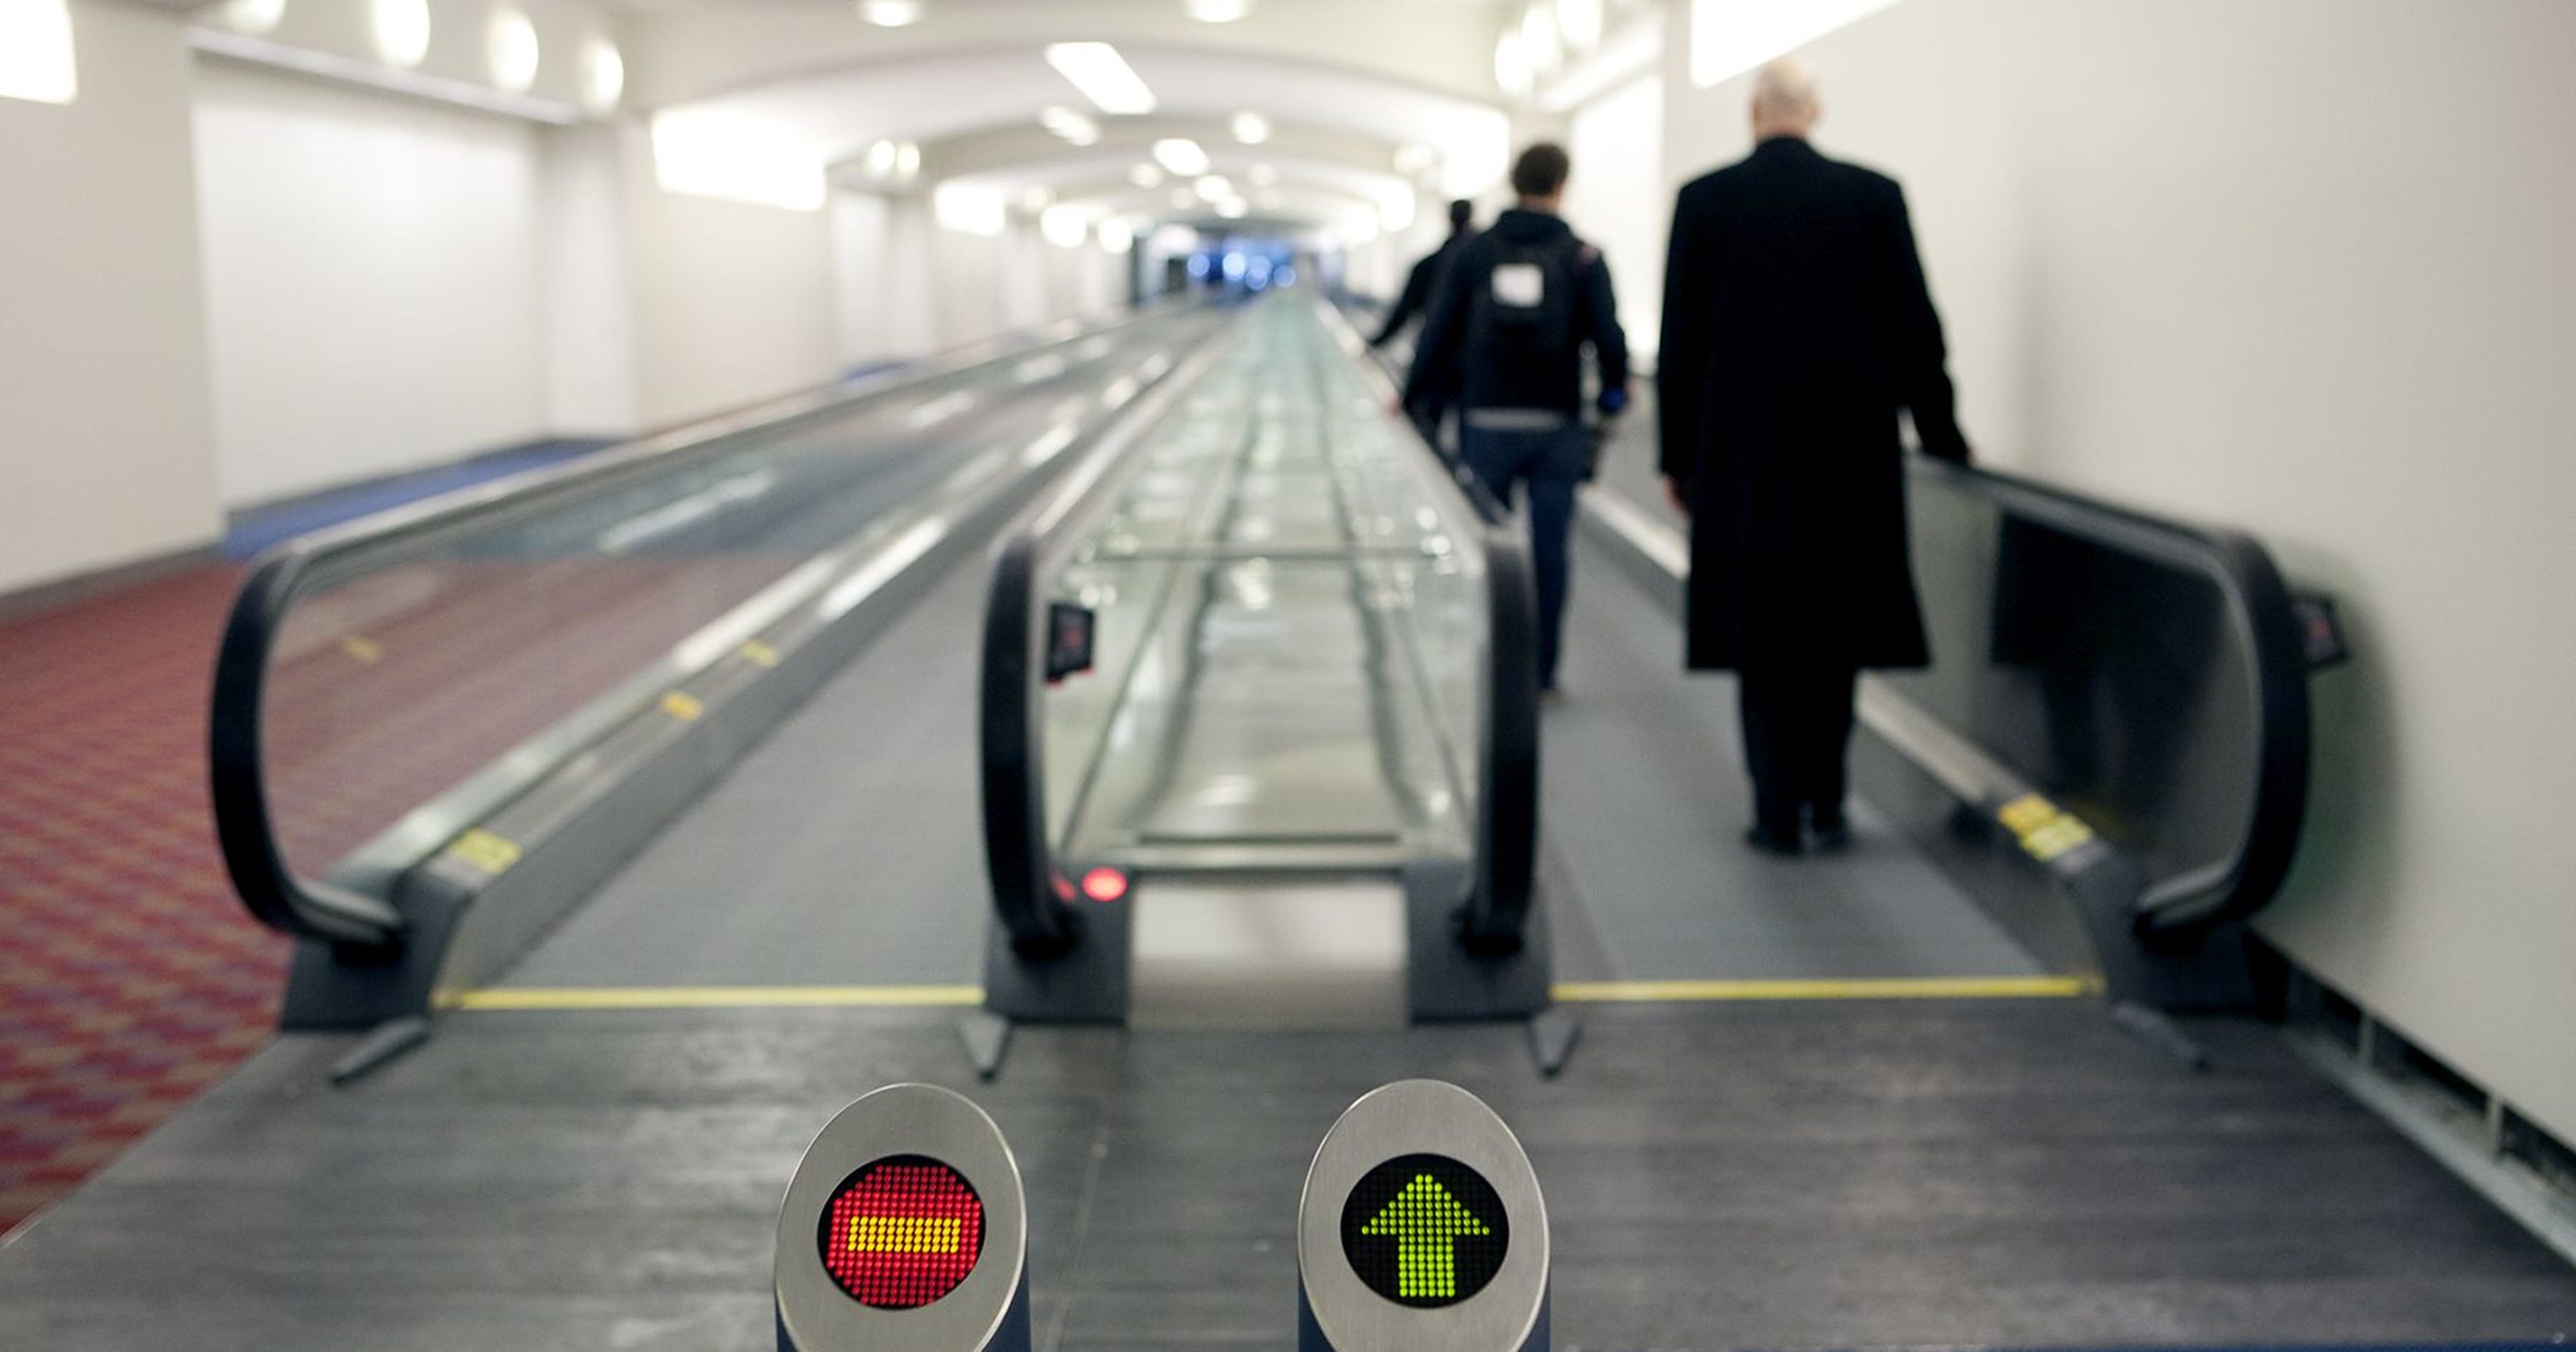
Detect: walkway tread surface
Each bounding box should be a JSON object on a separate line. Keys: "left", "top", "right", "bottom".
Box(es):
{"left": 2, "top": 1002, "right": 2570, "bottom": 1351}
{"left": 1542, "top": 529, "right": 2046, "bottom": 983}
{"left": 495, "top": 555, "right": 994, "bottom": 990}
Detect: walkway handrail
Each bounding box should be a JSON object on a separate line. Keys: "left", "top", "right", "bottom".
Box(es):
{"left": 213, "top": 302, "right": 1178, "bottom": 952}
{"left": 981, "top": 298, "right": 1542, "bottom": 955}
{"left": 1323, "top": 306, "right": 1542, "bottom": 950}
{"left": 1901, "top": 457, "right": 2314, "bottom": 936}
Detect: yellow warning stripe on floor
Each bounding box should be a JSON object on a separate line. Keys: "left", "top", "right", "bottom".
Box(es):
{"left": 447, "top": 977, "right": 2093, "bottom": 1012}
{"left": 1551, "top": 975, "right": 2099, "bottom": 1003}
{"left": 444, "top": 984, "right": 985, "bottom": 1011}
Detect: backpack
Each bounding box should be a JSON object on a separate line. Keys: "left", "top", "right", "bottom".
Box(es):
{"left": 1468, "top": 233, "right": 1592, "bottom": 362}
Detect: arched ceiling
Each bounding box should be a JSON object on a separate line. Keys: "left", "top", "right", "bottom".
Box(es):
{"left": 627, "top": 3, "right": 1521, "bottom": 234}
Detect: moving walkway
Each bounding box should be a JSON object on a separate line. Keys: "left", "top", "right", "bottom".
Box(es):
{"left": 4, "top": 289, "right": 2569, "bottom": 1352}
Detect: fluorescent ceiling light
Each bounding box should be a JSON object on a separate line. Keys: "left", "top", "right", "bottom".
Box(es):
{"left": 1216, "top": 199, "right": 1248, "bottom": 220}
{"left": 1098, "top": 217, "right": 1135, "bottom": 254}
{"left": 934, "top": 181, "right": 1007, "bottom": 236}
{"left": 1040, "top": 105, "right": 1100, "bottom": 146}
{"left": 1519, "top": 4, "right": 1562, "bottom": 76}
{"left": 371, "top": 0, "right": 431, "bottom": 68}
{"left": 1375, "top": 180, "right": 1417, "bottom": 233}
{"left": 1128, "top": 163, "right": 1165, "bottom": 188}
{"left": 1193, "top": 175, "right": 1235, "bottom": 203}
{"left": 488, "top": 9, "right": 539, "bottom": 95}
{"left": 1492, "top": 30, "right": 1532, "bottom": 98}
{"left": 580, "top": 36, "right": 623, "bottom": 113}
{"left": 1689, "top": 0, "right": 1902, "bottom": 87}
{"left": 1556, "top": 0, "right": 1604, "bottom": 51}
{"left": 1152, "top": 138, "right": 1209, "bottom": 176}
{"left": 1045, "top": 41, "right": 1155, "bottom": 115}
{"left": 0, "top": 0, "right": 76, "bottom": 105}
{"left": 1231, "top": 111, "right": 1271, "bottom": 145}
{"left": 216, "top": 0, "right": 286, "bottom": 36}
{"left": 860, "top": 0, "right": 922, "bottom": 26}
{"left": 652, "top": 110, "right": 827, "bottom": 212}
{"left": 1041, "top": 203, "right": 1092, "bottom": 248}
{"left": 1186, "top": 0, "right": 1252, "bottom": 21}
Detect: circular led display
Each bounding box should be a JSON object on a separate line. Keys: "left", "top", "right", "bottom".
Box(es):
{"left": 1339, "top": 1153, "right": 1509, "bottom": 1308}
{"left": 816, "top": 1155, "right": 985, "bottom": 1309}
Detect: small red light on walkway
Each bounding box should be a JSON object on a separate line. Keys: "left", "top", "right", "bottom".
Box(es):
{"left": 1080, "top": 867, "right": 1129, "bottom": 903}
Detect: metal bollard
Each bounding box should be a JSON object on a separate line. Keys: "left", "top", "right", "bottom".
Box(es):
{"left": 1295, "top": 1079, "right": 1550, "bottom": 1352}
{"left": 774, "top": 1084, "right": 1032, "bottom": 1352}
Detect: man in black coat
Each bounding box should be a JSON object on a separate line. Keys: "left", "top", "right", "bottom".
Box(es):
{"left": 1372, "top": 198, "right": 1476, "bottom": 348}
{"left": 1657, "top": 56, "right": 1971, "bottom": 856}
{"left": 1408, "top": 145, "right": 1630, "bottom": 697}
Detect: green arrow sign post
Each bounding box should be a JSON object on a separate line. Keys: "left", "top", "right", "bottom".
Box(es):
{"left": 1359, "top": 1174, "right": 1492, "bottom": 1301}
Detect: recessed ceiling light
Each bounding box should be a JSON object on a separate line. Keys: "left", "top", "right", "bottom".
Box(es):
{"left": 581, "top": 35, "right": 624, "bottom": 113}
{"left": 1045, "top": 42, "right": 1155, "bottom": 115}
{"left": 487, "top": 8, "right": 539, "bottom": 94}
{"left": 1129, "top": 163, "right": 1166, "bottom": 188}
{"left": 859, "top": 1, "right": 922, "bottom": 27}
{"left": 1194, "top": 174, "right": 1234, "bottom": 203}
{"left": 217, "top": 0, "right": 286, "bottom": 36}
{"left": 1152, "top": 138, "right": 1210, "bottom": 176}
{"left": 370, "top": 0, "right": 431, "bottom": 68}
{"left": 1230, "top": 111, "right": 1270, "bottom": 145}
{"left": 1185, "top": 0, "right": 1252, "bottom": 22}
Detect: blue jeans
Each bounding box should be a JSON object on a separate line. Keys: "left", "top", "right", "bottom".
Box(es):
{"left": 1460, "top": 422, "right": 1587, "bottom": 690}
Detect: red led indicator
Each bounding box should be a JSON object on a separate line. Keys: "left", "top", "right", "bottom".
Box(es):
{"left": 817, "top": 1155, "right": 985, "bottom": 1309}
{"left": 1080, "top": 868, "right": 1129, "bottom": 904}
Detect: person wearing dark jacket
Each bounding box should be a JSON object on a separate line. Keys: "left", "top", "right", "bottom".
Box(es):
{"left": 1371, "top": 199, "right": 1476, "bottom": 348}
{"left": 1406, "top": 144, "right": 1630, "bottom": 697}
{"left": 1657, "top": 56, "right": 1971, "bottom": 856}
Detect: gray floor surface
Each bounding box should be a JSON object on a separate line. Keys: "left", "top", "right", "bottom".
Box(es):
{"left": 4, "top": 1003, "right": 2572, "bottom": 1351}
{"left": 497, "top": 556, "right": 995, "bottom": 989}
{"left": 1542, "top": 530, "right": 2045, "bottom": 983}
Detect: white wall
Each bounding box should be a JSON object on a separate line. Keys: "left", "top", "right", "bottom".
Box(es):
{"left": 621, "top": 124, "right": 839, "bottom": 429}
{"left": 1666, "top": 0, "right": 2576, "bottom": 1142}
{"left": 542, "top": 122, "right": 638, "bottom": 434}
{"left": 1565, "top": 73, "right": 1666, "bottom": 366}
{"left": 194, "top": 60, "right": 548, "bottom": 505}
{"left": 0, "top": 1, "right": 221, "bottom": 595}
{"left": 836, "top": 196, "right": 1134, "bottom": 363}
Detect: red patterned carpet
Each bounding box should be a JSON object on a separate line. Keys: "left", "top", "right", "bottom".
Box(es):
{"left": 0, "top": 566, "right": 286, "bottom": 1235}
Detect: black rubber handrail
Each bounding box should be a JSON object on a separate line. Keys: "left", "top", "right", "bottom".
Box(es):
{"left": 1903, "top": 456, "right": 2313, "bottom": 936}
{"left": 976, "top": 297, "right": 1539, "bottom": 956}
{"left": 212, "top": 303, "right": 1176, "bottom": 951}
{"left": 1333, "top": 295, "right": 1539, "bottom": 946}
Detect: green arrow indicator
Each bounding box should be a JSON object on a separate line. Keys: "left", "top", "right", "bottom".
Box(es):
{"left": 1359, "top": 1173, "right": 1492, "bottom": 1301}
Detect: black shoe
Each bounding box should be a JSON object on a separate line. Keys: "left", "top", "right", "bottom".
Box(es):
{"left": 1744, "top": 823, "right": 1803, "bottom": 858}
{"left": 1809, "top": 822, "right": 1852, "bottom": 853}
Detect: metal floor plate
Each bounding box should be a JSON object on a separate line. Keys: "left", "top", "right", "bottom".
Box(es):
{"left": 3, "top": 1003, "right": 2571, "bottom": 1351}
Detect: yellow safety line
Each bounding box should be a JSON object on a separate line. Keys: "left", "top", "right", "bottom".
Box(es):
{"left": 1550, "top": 975, "right": 2099, "bottom": 1003}
{"left": 445, "top": 975, "right": 2096, "bottom": 1012}
{"left": 445, "top": 984, "right": 986, "bottom": 1011}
